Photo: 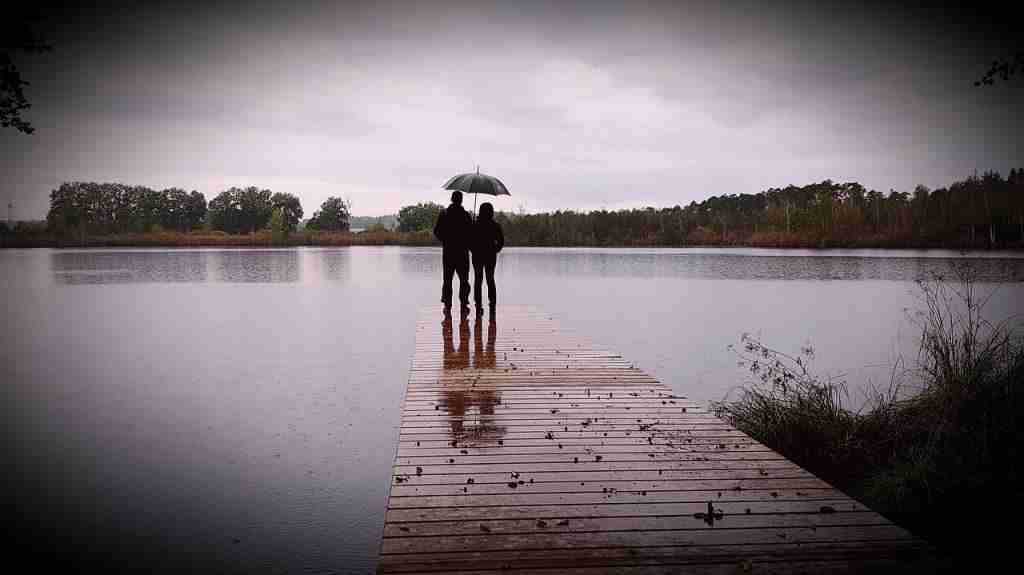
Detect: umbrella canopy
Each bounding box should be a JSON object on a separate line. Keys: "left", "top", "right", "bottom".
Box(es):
{"left": 443, "top": 168, "right": 510, "bottom": 197}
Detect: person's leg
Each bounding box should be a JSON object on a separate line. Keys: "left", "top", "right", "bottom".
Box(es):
{"left": 441, "top": 252, "right": 454, "bottom": 310}
{"left": 472, "top": 257, "right": 484, "bottom": 311}
{"left": 485, "top": 257, "right": 496, "bottom": 309}
{"left": 456, "top": 256, "right": 471, "bottom": 311}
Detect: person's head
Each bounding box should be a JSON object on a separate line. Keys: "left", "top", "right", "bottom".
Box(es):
{"left": 478, "top": 202, "right": 494, "bottom": 221}
{"left": 450, "top": 191, "right": 463, "bottom": 206}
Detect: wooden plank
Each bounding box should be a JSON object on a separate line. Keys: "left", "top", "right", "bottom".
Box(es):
{"left": 393, "top": 459, "right": 803, "bottom": 475}
{"left": 376, "top": 306, "right": 931, "bottom": 573}
{"left": 389, "top": 477, "right": 833, "bottom": 497}
{"left": 392, "top": 469, "right": 817, "bottom": 484}
{"left": 381, "top": 511, "right": 893, "bottom": 538}
{"left": 396, "top": 437, "right": 758, "bottom": 448}
{"left": 394, "top": 452, "right": 793, "bottom": 466}
{"left": 385, "top": 489, "right": 846, "bottom": 508}
{"left": 385, "top": 499, "right": 871, "bottom": 522}
{"left": 377, "top": 540, "right": 933, "bottom": 574}
{"left": 380, "top": 524, "right": 913, "bottom": 554}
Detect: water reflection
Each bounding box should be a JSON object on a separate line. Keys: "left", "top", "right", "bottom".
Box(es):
{"left": 47, "top": 247, "right": 1024, "bottom": 286}
{"left": 298, "top": 248, "right": 350, "bottom": 282}
{"left": 49, "top": 249, "right": 319, "bottom": 284}
{"left": 51, "top": 250, "right": 208, "bottom": 284}
{"left": 210, "top": 250, "right": 300, "bottom": 283}
{"left": 398, "top": 249, "right": 438, "bottom": 275}
{"left": 438, "top": 314, "right": 505, "bottom": 445}
{"left": 500, "top": 249, "right": 1024, "bottom": 281}
{"left": 474, "top": 315, "right": 497, "bottom": 369}
{"left": 318, "top": 249, "right": 350, "bottom": 281}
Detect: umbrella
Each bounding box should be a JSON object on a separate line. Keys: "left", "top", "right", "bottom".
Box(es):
{"left": 443, "top": 166, "right": 510, "bottom": 214}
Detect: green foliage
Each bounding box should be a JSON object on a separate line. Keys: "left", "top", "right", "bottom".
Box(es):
{"left": 713, "top": 337, "right": 867, "bottom": 487}
{"left": 350, "top": 214, "right": 398, "bottom": 230}
{"left": 975, "top": 51, "right": 1024, "bottom": 86}
{"left": 46, "top": 182, "right": 208, "bottom": 235}
{"left": 185, "top": 191, "right": 207, "bottom": 230}
{"left": 269, "top": 207, "right": 287, "bottom": 244}
{"left": 397, "top": 202, "right": 443, "bottom": 232}
{"left": 713, "top": 265, "right": 1024, "bottom": 562}
{"left": 271, "top": 192, "right": 303, "bottom": 232}
{"left": 306, "top": 197, "right": 350, "bottom": 231}
{"left": 1, "top": 9, "right": 51, "bottom": 134}
{"left": 208, "top": 186, "right": 275, "bottom": 234}
{"left": 37, "top": 170, "right": 1024, "bottom": 246}
{"left": 496, "top": 170, "right": 1024, "bottom": 247}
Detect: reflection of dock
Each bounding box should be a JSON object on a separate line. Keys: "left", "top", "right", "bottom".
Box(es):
{"left": 378, "top": 307, "right": 933, "bottom": 573}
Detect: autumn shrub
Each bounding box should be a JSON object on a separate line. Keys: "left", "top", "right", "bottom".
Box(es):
{"left": 713, "top": 263, "right": 1023, "bottom": 564}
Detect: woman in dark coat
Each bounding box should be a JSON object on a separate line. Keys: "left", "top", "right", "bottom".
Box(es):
{"left": 471, "top": 202, "right": 504, "bottom": 315}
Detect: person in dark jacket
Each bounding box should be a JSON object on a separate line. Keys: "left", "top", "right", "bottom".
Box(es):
{"left": 433, "top": 191, "right": 473, "bottom": 315}
{"left": 471, "top": 202, "right": 504, "bottom": 316}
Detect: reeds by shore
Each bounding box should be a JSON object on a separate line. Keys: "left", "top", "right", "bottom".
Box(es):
{"left": 713, "top": 263, "right": 1023, "bottom": 566}
{"left": 0, "top": 229, "right": 437, "bottom": 248}
{"left": 3, "top": 227, "right": 1020, "bottom": 249}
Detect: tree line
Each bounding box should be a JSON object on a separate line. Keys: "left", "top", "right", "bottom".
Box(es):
{"left": 35, "top": 170, "right": 1024, "bottom": 248}
{"left": 45, "top": 182, "right": 351, "bottom": 236}
{"left": 394, "top": 170, "right": 1024, "bottom": 248}
{"left": 46, "top": 182, "right": 208, "bottom": 234}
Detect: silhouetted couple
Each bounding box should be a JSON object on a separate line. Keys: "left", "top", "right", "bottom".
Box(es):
{"left": 433, "top": 190, "right": 504, "bottom": 317}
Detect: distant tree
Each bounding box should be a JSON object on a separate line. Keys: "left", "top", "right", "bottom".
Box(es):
{"left": 975, "top": 52, "right": 1024, "bottom": 86}
{"left": 237, "top": 186, "right": 273, "bottom": 233}
{"left": 269, "top": 207, "right": 287, "bottom": 244}
{"left": 1, "top": 8, "right": 51, "bottom": 134}
{"left": 270, "top": 192, "right": 303, "bottom": 232}
{"left": 306, "top": 197, "right": 350, "bottom": 231}
{"left": 46, "top": 182, "right": 87, "bottom": 235}
{"left": 160, "top": 188, "right": 190, "bottom": 231}
{"left": 185, "top": 191, "right": 207, "bottom": 230}
{"left": 208, "top": 186, "right": 274, "bottom": 233}
{"left": 397, "top": 202, "right": 443, "bottom": 232}
{"left": 207, "top": 190, "right": 237, "bottom": 233}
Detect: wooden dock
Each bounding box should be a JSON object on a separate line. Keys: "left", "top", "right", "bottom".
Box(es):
{"left": 377, "top": 307, "right": 933, "bottom": 574}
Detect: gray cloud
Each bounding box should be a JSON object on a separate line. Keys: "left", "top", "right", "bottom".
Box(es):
{"left": 2, "top": 0, "right": 1020, "bottom": 220}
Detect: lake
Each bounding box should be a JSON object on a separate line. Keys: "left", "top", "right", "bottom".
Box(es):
{"left": 3, "top": 246, "right": 1022, "bottom": 573}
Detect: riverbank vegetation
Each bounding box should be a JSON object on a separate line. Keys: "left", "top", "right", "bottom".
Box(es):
{"left": 713, "top": 265, "right": 1023, "bottom": 565}
{"left": 3, "top": 169, "right": 1022, "bottom": 248}
{"left": 0, "top": 228, "right": 436, "bottom": 248}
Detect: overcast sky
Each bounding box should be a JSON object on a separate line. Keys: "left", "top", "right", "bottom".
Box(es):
{"left": 2, "top": 0, "right": 1021, "bottom": 219}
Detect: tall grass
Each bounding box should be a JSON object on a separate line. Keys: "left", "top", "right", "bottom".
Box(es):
{"left": 0, "top": 229, "right": 438, "bottom": 248}
{"left": 713, "top": 264, "right": 1023, "bottom": 563}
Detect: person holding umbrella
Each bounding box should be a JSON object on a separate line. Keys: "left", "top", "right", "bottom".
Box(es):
{"left": 433, "top": 190, "right": 473, "bottom": 316}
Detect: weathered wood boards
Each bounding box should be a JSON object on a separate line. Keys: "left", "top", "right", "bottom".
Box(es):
{"left": 377, "top": 307, "right": 933, "bottom": 573}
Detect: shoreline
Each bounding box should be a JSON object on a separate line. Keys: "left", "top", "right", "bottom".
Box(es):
{"left": 2, "top": 229, "right": 1022, "bottom": 251}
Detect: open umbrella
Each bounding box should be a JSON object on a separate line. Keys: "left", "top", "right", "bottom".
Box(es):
{"left": 443, "top": 166, "right": 510, "bottom": 215}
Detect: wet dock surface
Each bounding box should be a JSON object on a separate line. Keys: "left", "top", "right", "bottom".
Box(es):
{"left": 377, "top": 307, "right": 932, "bottom": 573}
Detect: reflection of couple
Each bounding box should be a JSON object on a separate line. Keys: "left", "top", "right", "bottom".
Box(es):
{"left": 440, "top": 313, "right": 496, "bottom": 369}
{"left": 440, "top": 313, "right": 502, "bottom": 443}
{"left": 433, "top": 191, "right": 505, "bottom": 317}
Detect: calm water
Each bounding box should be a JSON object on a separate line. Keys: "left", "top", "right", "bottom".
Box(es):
{"left": 3, "top": 247, "right": 1023, "bottom": 573}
